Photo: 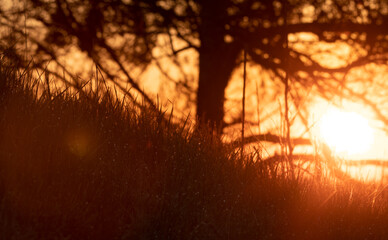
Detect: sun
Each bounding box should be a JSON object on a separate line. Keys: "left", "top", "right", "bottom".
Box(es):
{"left": 318, "top": 108, "right": 374, "bottom": 157}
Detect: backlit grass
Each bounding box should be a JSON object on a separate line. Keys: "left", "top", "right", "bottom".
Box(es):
{"left": 1, "top": 57, "right": 388, "bottom": 239}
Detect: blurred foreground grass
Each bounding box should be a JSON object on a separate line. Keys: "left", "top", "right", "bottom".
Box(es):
{"left": 1, "top": 58, "right": 388, "bottom": 240}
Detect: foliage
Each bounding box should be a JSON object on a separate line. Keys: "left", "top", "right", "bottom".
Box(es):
{"left": 1, "top": 0, "right": 388, "bottom": 131}
{"left": 1, "top": 58, "right": 388, "bottom": 239}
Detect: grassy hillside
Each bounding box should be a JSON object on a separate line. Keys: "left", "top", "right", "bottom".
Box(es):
{"left": 1, "top": 60, "right": 388, "bottom": 239}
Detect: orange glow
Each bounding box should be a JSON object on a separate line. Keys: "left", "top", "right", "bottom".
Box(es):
{"left": 310, "top": 103, "right": 388, "bottom": 182}
{"left": 318, "top": 108, "right": 374, "bottom": 157}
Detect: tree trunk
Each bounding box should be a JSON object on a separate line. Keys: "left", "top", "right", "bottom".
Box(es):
{"left": 197, "top": 1, "right": 240, "bottom": 133}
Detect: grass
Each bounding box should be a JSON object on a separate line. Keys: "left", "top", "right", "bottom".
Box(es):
{"left": 1, "top": 58, "right": 388, "bottom": 239}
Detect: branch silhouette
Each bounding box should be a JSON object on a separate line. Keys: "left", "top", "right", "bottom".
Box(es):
{"left": 228, "top": 133, "right": 311, "bottom": 149}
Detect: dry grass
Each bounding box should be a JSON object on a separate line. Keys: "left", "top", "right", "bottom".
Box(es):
{"left": 1, "top": 57, "right": 388, "bottom": 240}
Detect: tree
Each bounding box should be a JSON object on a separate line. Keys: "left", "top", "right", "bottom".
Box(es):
{"left": 1, "top": 0, "right": 388, "bottom": 133}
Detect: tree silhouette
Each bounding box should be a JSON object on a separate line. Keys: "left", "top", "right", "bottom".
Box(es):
{"left": 1, "top": 0, "right": 388, "bottom": 132}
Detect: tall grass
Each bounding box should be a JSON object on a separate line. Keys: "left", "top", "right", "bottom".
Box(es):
{"left": 1, "top": 57, "right": 388, "bottom": 240}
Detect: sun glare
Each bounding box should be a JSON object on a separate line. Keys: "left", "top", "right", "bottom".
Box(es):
{"left": 318, "top": 109, "right": 374, "bottom": 157}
